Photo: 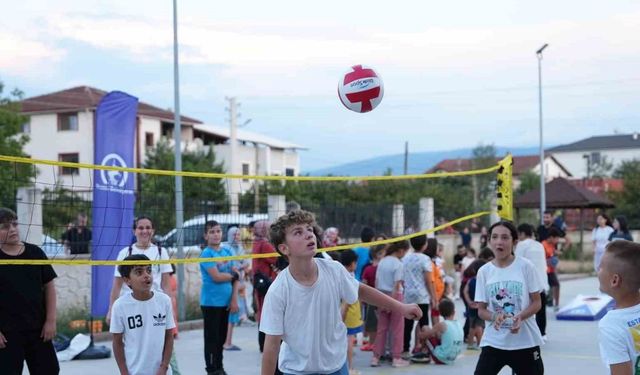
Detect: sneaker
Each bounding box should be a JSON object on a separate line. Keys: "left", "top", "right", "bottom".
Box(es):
{"left": 380, "top": 354, "right": 393, "bottom": 362}
{"left": 392, "top": 358, "right": 411, "bottom": 368}
{"left": 223, "top": 344, "right": 241, "bottom": 351}
{"left": 370, "top": 356, "right": 380, "bottom": 367}
{"left": 410, "top": 352, "right": 432, "bottom": 364}
{"left": 360, "top": 343, "right": 374, "bottom": 352}
{"left": 349, "top": 370, "right": 362, "bottom": 375}
{"left": 467, "top": 343, "right": 480, "bottom": 350}
{"left": 401, "top": 351, "right": 411, "bottom": 359}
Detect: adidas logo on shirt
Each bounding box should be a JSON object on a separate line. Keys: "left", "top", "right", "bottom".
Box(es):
{"left": 153, "top": 313, "right": 167, "bottom": 327}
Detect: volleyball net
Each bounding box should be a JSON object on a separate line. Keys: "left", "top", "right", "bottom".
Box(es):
{"left": 0, "top": 153, "right": 513, "bottom": 266}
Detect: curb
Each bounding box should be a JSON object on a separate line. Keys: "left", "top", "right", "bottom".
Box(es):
{"left": 92, "top": 319, "right": 205, "bottom": 342}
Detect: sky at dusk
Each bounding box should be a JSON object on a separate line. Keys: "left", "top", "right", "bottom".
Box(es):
{"left": 2, "top": 0, "right": 640, "bottom": 171}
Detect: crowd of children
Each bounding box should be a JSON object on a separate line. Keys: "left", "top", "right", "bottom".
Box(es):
{"left": 5, "top": 202, "right": 638, "bottom": 375}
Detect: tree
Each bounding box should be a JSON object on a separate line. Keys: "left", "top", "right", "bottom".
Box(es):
{"left": 0, "top": 81, "right": 36, "bottom": 209}
{"left": 590, "top": 155, "right": 614, "bottom": 178}
{"left": 471, "top": 144, "right": 497, "bottom": 212}
{"left": 517, "top": 170, "right": 541, "bottom": 195}
{"left": 610, "top": 159, "right": 640, "bottom": 228}
{"left": 137, "top": 140, "right": 227, "bottom": 235}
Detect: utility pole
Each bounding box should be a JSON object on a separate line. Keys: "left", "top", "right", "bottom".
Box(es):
{"left": 403, "top": 141, "right": 409, "bottom": 175}
{"left": 226, "top": 97, "right": 240, "bottom": 216}
{"left": 171, "top": 0, "right": 186, "bottom": 321}
{"left": 254, "top": 146, "right": 260, "bottom": 213}
{"left": 537, "top": 43, "right": 549, "bottom": 224}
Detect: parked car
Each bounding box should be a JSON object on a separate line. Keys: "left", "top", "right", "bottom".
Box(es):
{"left": 42, "top": 234, "right": 65, "bottom": 257}
{"left": 158, "top": 213, "right": 268, "bottom": 254}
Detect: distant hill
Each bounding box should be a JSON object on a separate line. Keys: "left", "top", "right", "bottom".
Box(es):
{"left": 305, "top": 146, "right": 542, "bottom": 176}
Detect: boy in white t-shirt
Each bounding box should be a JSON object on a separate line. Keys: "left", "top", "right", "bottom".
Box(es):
{"left": 597, "top": 240, "right": 640, "bottom": 374}
{"left": 260, "top": 210, "right": 422, "bottom": 375}
{"left": 110, "top": 254, "right": 175, "bottom": 375}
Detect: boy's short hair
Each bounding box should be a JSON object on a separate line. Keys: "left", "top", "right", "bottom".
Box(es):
{"left": 478, "top": 248, "right": 494, "bottom": 261}
{"left": 605, "top": 240, "right": 640, "bottom": 291}
{"left": 118, "top": 254, "right": 151, "bottom": 279}
{"left": 204, "top": 220, "right": 220, "bottom": 233}
{"left": 360, "top": 227, "right": 375, "bottom": 243}
{"left": 270, "top": 210, "right": 317, "bottom": 254}
{"left": 517, "top": 223, "right": 534, "bottom": 237}
{"left": 410, "top": 234, "right": 427, "bottom": 253}
{"left": 547, "top": 227, "right": 562, "bottom": 238}
{"left": 0, "top": 207, "right": 17, "bottom": 224}
{"left": 339, "top": 249, "right": 357, "bottom": 267}
{"left": 425, "top": 238, "right": 438, "bottom": 258}
{"left": 438, "top": 298, "right": 455, "bottom": 318}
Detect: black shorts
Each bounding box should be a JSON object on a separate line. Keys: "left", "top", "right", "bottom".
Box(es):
{"left": 469, "top": 317, "right": 485, "bottom": 329}
{"left": 0, "top": 329, "right": 60, "bottom": 375}
{"left": 475, "top": 346, "right": 544, "bottom": 375}
{"left": 547, "top": 272, "right": 559, "bottom": 288}
{"left": 365, "top": 305, "right": 378, "bottom": 332}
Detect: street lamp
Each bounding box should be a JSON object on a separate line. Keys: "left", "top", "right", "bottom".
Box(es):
{"left": 537, "top": 43, "right": 548, "bottom": 225}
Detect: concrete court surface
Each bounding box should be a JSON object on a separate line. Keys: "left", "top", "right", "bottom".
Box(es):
{"left": 38, "top": 276, "right": 606, "bottom": 375}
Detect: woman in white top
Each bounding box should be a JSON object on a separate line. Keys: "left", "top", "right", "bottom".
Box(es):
{"left": 474, "top": 221, "right": 544, "bottom": 375}
{"left": 592, "top": 214, "right": 614, "bottom": 273}
{"left": 106, "top": 216, "right": 172, "bottom": 324}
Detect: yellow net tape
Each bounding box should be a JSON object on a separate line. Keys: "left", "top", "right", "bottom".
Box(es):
{"left": 0, "top": 154, "right": 499, "bottom": 181}
{"left": 496, "top": 154, "right": 514, "bottom": 221}
{"left": 0, "top": 211, "right": 490, "bottom": 265}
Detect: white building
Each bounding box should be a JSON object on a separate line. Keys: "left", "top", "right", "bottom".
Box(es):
{"left": 547, "top": 133, "right": 640, "bottom": 178}
{"left": 19, "top": 86, "right": 304, "bottom": 194}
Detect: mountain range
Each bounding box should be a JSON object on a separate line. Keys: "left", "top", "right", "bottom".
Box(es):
{"left": 305, "top": 146, "right": 543, "bottom": 176}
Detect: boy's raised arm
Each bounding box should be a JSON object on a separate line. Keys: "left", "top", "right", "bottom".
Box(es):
{"left": 358, "top": 283, "right": 422, "bottom": 320}
{"left": 261, "top": 334, "right": 282, "bottom": 375}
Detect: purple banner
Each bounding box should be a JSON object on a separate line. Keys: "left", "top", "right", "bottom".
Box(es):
{"left": 91, "top": 91, "right": 138, "bottom": 317}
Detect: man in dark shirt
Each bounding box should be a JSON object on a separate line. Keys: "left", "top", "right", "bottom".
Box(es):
{"left": 0, "top": 207, "right": 59, "bottom": 374}
{"left": 537, "top": 210, "right": 565, "bottom": 241}
{"left": 62, "top": 212, "right": 92, "bottom": 254}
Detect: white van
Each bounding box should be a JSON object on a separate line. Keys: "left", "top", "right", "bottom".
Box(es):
{"left": 158, "top": 213, "right": 268, "bottom": 254}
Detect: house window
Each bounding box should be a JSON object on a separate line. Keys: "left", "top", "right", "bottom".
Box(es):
{"left": 21, "top": 120, "right": 31, "bottom": 134}
{"left": 58, "top": 153, "right": 79, "bottom": 175}
{"left": 58, "top": 113, "right": 79, "bottom": 131}
{"left": 145, "top": 132, "right": 154, "bottom": 148}
{"left": 242, "top": 163, "right": 250, "bottom": 182}
{"left": 590, "top": 152, "right": 601, "bottom": 165}
{"left": 285, "top": 168, "right": 295, "bottom": 177}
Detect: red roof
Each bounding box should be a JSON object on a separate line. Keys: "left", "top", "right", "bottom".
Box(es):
{"left": 426, "top": 155, "right": 568, "bottom": 176}
{"left": 20, "top": 86, "right": 201, "bottom": 124}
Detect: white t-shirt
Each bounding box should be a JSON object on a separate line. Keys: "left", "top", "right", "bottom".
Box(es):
{"left": 598, "top": 303, "right": 640, "bottom": 370}
{"left": 474, "top": 257, "right": 544, "bottom": 350}
{"left": 461, "top": 255, "right": 476, "bottom": 273}
{"left": 515, "top": 239, "right": 549, "bottom": 291}
{"left": 110, "top": 292, "right": 176, "bottom": 375}
{"left": 592, "top": 226, "right": 614, "bottom": 254}
{"left": 402, "top": 253, "right": 432, "bottom": 304}
{"left": 376, "top": 256, "right": 404, "bottom": 294}
{"left": 114, "top": 244, "right": 173, "bottom": 295}
{"left": 260, "top": 258, "right": 359, "bottom": 374}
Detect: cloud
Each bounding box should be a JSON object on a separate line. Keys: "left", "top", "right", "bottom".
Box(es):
{"left": 0, "top": 33, "right": 66, "bottom": 75}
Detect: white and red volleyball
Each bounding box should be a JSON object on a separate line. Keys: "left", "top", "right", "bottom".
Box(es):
{"left": 337, "top": 65, "right": 384, "bottom": 113}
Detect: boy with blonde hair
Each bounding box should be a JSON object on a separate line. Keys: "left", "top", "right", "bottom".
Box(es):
{"left": 597, "top": 240, "right": 640, "bottom": 375}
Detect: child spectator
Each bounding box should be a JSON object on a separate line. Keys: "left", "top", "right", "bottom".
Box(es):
{"left": 426, "top": 238, "right": 445, "bottom": 324}
{"left": 360, "top": 243, "right": 386, "bottom": 352}
{"left": 340, "top": 249, "right": 363, "bottom": 375}
{"left": 372, "top": 240, "right": 412, "bottom": 368}
{"left": 402, "top": 234, "right": 437, "bottom": 356}
{"left": 453, "top": 244, "right": 467, "bottom": 300}
{"left": 414, "top": 298, "right": 464, "bottom": 365}
{"left": 597, "top": 240, "right": 640, "bottom": 374}
{"left": 353, "top": 227, "right": 375, "bottom": 281}
{"left": 200, "top": 221, "right": 240, "bottom": 374}
{"left": 260, "top": 211, "right": 421, "bottom": 375}
{"left": 108, "top": 216, "right": 172, "bottom": 324}
{"left": 542, "top": 228, "right": 562, "bottom": 311}
{"left": 110, "top": 254, "right": 175, "bottom": 375}
{"left": 474, "top": 221, "right": 544, "bottom": 375}
{"left": 0, "top": 207, "right": 59, "bottom": 374}
{"left": 463, "top": 259, "right": 486, "bottom": 350}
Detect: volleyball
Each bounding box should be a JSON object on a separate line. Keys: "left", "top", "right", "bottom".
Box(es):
{"left": 337, "top": 65, "right": 384, "bottom": 113}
